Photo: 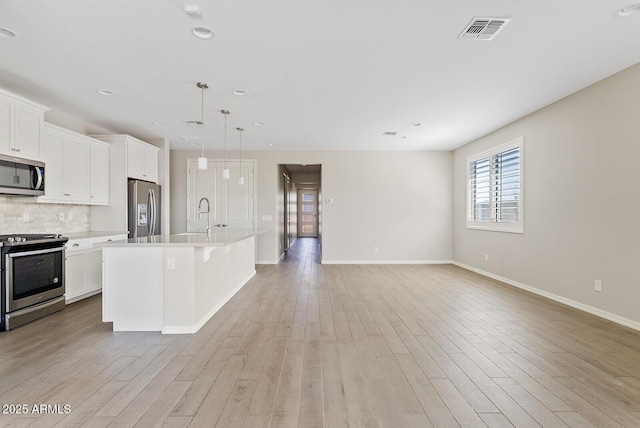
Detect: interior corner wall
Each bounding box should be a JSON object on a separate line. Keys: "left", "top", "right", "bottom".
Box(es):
{"left": 452, "top": 62, "right": 640, "bottom": 327}
{"left": 170, "top": 150, "right": 452, "bottom": 265}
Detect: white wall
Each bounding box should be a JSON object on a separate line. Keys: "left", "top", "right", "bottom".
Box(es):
{"left": 452, "top": 62, "right": 640, "bottom": 327}
{"left": 171, "top": 150, "right": 452, "bottom": 264}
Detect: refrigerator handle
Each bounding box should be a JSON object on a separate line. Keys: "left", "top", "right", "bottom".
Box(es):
{"left": 151, "top": 189, "right": 157, "bottom": 235}
{"left": 148, "top": 189, "right": 154, "bottom": 235}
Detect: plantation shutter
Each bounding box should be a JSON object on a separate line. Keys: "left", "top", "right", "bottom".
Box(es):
{"left": 492, "top": 147, "right": 520, "bottom": 223}
{"left": 468, "top": 157, "right": 491, "bottom": 221}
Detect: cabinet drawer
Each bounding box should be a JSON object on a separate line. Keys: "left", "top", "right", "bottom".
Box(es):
{"left": 89, "top": 234, "right": 128, "bottom": 247}
{"left": 66, "top": 238, "right": 89, "bottom": 252}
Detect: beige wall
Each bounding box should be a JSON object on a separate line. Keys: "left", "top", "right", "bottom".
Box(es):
{"left": 171, "top": 150, "right": 452, "bottom": 264}
{"left": 452, "top": 62, "right": 640, "bottom": 327}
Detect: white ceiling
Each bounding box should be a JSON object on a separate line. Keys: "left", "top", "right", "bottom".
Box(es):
{"left": 1, "top": 1, "right": 640, "bottom": 152}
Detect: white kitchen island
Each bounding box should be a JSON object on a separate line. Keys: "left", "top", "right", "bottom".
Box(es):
{"left": 100, "top": 230, "right": 262, "bottom": 334}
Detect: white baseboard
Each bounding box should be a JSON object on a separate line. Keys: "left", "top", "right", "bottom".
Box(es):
{"left": 452, "top": 261, "right": 640, "bottom": 332}
{"left": 66, "top": 289, "right": 102, "bottom": 305}
{"left": 321, "top": 259, "right": 452, "bottom": 265}
{"left": 256, "top": 260, "right": 277, "bottom": 265}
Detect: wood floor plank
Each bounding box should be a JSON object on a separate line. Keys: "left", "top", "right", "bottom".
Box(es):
{"left": 189, "top": 354, "right": 246, "bottom": 427}
{"left": 1, "top": 238, "right": 639, "bottom": 427}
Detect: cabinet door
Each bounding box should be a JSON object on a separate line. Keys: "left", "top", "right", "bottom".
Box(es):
{"left": 14, "top": 106, "right": 41, "bottom": 159}
{"left": 127, "top": 140, "right": 145, "bottom": 180}
{"left": 90, "top": 141, "right": 109, "bottom": 204}
{"left": 88, "top": 248, "right": 103, "bottom": 292}
{"left": 40, "top": 128, "right": 65, "bottom": 200}
{"left": 0, "top": 97, "right": 12, "bottom": 154}
{"left": 65, "top": 251, "right": 88, "bottom": 302}
{"left": 63, "top": 137, "right": 90, "bottom": 202}
{"left": 144, "top": 146, "right": 159, "bottom": 183}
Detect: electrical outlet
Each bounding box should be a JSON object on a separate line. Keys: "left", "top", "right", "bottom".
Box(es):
{"left": 374, "top": 246, "right": 379, "bottom": 253}
{"left": 59, "top": 212, "right": 65, "bottom": 221}
{"left": 167, "top": 257, "right": 176, "bottom": 270}
{"left": 68, "top": 212, "right": 74, "bottom": 221}
{"left": 23, "top": 211, "right": 30, "bottom": 222}
{"left": 594, "top": 280, "right": 602, "bottom": 292}
{"left": 484, "top": 253, "right": 489, "bottom": 262}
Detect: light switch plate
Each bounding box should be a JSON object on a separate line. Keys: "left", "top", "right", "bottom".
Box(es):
{"left": 167, "top": 257, "right": 176, "bottom": 270}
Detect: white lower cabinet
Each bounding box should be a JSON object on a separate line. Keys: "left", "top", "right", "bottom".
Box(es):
{"left": 65, "top": 234, "right": 127, "bottom": 303}
{"left": 65, "top": 239, "right": 90, "bottom": 302}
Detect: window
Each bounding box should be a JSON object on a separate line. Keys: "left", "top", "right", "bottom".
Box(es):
{"left": 467, "top": 137, "right": 523, "bottom": 233}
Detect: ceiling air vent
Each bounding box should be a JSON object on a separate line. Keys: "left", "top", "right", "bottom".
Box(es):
{"left": 186, "top": 120, "right": 206, "bottom": 126}
{"left": 382, "top": 131, "right": 398, "bottom": 136}
{"left": 458, "top": 17, "right": 511, "bottom": 40}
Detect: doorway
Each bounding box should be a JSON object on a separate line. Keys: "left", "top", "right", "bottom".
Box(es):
{"left": 187, "top": 159, "right": 256, "bottom": 231}
{"left": 298, "top": 189, "right": 319, "bottom": 237}
{"left": 281, "top": 164, "right": 321, "bottom": 259}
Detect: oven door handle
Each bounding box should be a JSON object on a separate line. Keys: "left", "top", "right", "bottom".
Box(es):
{"left": 8, "top": 246, "right": 65, "bottom": 258}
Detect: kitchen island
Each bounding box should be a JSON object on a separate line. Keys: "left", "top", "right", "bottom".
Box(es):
{"left": 100, "top": 230, "right": 262, "bottom": 334}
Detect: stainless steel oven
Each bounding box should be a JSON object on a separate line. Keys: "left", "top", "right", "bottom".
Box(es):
{"left": 1, "top": 234, "right": 68, "bottom": 331}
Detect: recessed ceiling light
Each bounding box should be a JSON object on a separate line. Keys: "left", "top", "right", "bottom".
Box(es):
{"left": 184, "top": 5, "right": 202, "bottom": 17}
{"left": 0, "top": 27, "right": 19, "bottom": 38}
{"left": 398, "top": 136, "right": 407, "bottom": 139}
{"left": 268, "top": 143, "right": 276, "bottom": 146}
{"left": 191, "top": 25, "right": 215, "bottom": 40}
{"left": 97, "top": 89, "right": 115, "bottom": 96}
{"left": 382, "top": 131, "right": 398, "bottom": 136}
{"left": 233, "top": 89, "right": 248, "bottom": 96}
{"left": 410, "top": 122, "right": 421, "bottom": 127}
{"left": 253, "top": 121, "right": 265, "bottom": 126}
{"left": 152, "top": 121, "right": 165, "bottom": 126}
{"left": 615, "top": 3, "right": 640, "bottom": 17}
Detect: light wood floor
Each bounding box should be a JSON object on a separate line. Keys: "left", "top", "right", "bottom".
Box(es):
{"left": 1, "top": 238, "right": 640, "bottom": 427}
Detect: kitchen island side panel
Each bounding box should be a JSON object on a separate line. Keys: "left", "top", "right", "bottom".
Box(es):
{"left": 102, "top": 247, "right": 164, "bottom": 331}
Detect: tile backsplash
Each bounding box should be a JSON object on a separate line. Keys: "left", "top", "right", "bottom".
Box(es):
{"left": 0, "top": 196, "right": 90, "bottom": 234}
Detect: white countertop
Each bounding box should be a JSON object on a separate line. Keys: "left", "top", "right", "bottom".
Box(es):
{"left": 64, "top": 231, "right": 128, "bottom": 239}
{"left": 97, "top": 229, "right": 266, "bottom": 248}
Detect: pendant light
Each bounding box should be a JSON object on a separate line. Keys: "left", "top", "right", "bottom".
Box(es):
{"left": 196, "top": 82, "right": 208, "bottom": 170}
{"left": 237, "top": 127, "right": 245, "bottom": 185}
{"left": 221, "top": 109, "right": 230, "bottom": 179}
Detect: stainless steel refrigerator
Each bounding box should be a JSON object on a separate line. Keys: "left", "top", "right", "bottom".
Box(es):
{"left": 127, "top": 179, "right": 161, "bottom": 238}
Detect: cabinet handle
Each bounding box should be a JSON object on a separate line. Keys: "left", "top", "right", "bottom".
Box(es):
{"left": 107, "top": 239, "right": 112, "bottom": 242}
{"left": 73, "top": 243, "right": 80, "bottom": 247}
{"left": 64, "top": 193, "right": 71, "bottom": 196}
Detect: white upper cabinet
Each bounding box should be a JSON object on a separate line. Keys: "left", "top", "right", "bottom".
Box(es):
{"left": 62, "top": 135, "right": 90, "bottom": 203}
{"left": 127, "top": 138, "right": 159, "bottom": 183}
{"left": 89, "top": 141, "right": 110, "bottom": 204}
{"left": 0, "top": 89, "right": 48, "bottom": 159}
{"left": 40, "top": 123, "right": 109, "bottom": 205}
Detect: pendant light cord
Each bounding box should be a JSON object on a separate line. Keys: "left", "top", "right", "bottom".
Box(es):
{"left": 200, "top": 85, "right": 205, "bottom": 159}
{"left": 222, "top": 109, "right": 230, "bottom": 168}
{"left": 238, "top": 127, "right": 243, "bottom": 173}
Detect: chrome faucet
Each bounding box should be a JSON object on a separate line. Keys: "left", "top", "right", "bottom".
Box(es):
{"left": 198, "top": 197, "right": 211, "bottom": 238}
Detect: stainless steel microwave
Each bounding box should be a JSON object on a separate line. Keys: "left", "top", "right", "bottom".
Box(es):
{"left": 0, "top": 153, "right": 45, "bottom": 196}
